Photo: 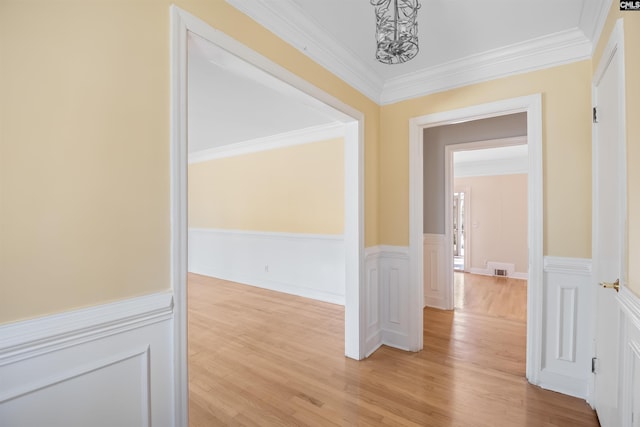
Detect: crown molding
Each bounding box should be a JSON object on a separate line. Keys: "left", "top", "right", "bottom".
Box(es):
{"left": 226, "top": 0, "right": 383, "bottom": 104}
{"left": 580, "top": 0, "right": 613, "bottom": 53}
{"left": 381, "top": 28, "right": 592, "bottom": 104}
{"left": 188, "top": 122, "right": 345, "bottom": 164}
{"left": 226, "top": 1, "right": 597, "bottom": 106}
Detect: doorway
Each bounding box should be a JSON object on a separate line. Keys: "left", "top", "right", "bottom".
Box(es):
{"left": 408, "top": 95, "right": 543, "bottom": 384}
{"left": 170, "top": 7, "right": 366, "bottom": 424}
{"left": 452, "top": 191, "right": 466, "bottom": 272}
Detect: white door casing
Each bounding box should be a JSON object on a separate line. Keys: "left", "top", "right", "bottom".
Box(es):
{"left": 170, "top": 6, "right": 366, "bottom": 426}
{"left": 591, "top": 19, "right": 627, "bottom": 427}
{"left": 409, "top": 95, "right": 543, "bottom": 381}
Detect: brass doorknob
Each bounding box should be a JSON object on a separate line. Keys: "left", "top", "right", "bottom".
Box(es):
{"left": 599, "top": 278, "right": 620, "bottom": 292}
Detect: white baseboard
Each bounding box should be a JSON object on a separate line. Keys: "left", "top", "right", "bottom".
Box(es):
{"left": 0, "top": 292, "right": 175, "bottom": 427}
{"left": 468, "top": 267, "right": 528, "bottom": 280}
{"left": 188, "top": 228, "right": 346, "bottom": 305}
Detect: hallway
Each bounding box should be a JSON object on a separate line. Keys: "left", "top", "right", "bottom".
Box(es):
{"left": 188, "top": 273, "right": 597, "bottom": 426}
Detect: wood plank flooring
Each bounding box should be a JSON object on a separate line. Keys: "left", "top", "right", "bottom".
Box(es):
{"left": 188, "top": 272, "right": 598, "bottom": 426}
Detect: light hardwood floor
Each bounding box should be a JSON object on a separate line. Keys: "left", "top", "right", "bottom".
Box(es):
{"left": 188, "top": 272, "right": 598, "bottom": 426}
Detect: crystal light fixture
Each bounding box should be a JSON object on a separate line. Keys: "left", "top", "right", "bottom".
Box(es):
{"left": 371, "top": 0, "right": 421, "bottom": 64}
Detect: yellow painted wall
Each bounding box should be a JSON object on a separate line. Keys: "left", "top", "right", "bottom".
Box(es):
{"left": 0, "top": 0, "right": 379, "bottom": 324}
{"left": 189, "top": 139, "right": 344, "bottom": 234}
{"left": 379, "top": 61, "right": 593, "bottom": 258}
{"left": 593, "top": 6, "right": 640, "bottom": 295}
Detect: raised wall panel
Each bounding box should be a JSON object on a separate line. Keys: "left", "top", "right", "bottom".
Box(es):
{"left": 424, "top": 234, "right": 446, "bottom": 309}
{"left": 364, "top": 246, "right": 411, "bottom": 355}
{"left": 189, "top": 228, "right": 345, "bottom": 304}
{"left": 538, "top": 257, "right": 592, "bottom": 399}
{"left": 0, "top": 293, "right": 174, "bottom": 427}
{"left": 557, "top": 287, "right": 577, "bottom": 362}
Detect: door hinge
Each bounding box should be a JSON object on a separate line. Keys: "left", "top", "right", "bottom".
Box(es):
{"left": 593, "top": 106, "right": 598, "bottom": 123}
{"left": 592, "top": 357, "right": 598, "bottom": 373}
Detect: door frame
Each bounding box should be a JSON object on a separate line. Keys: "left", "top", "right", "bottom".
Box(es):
{"left": 408, "top": 94, "right": 543, "bottom": 383}
{"left": 445, "top": 136, "right": 528, "bottom": 305}
{"left": 590, "top": 18, "right": 627, "bottom": 410}
{"left": 170, "top": 6, "right": 366, "bottom": 425}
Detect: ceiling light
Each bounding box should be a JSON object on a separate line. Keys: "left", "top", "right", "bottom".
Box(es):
{"left": 371, "top": 0, "right": 421, "bottom": 64}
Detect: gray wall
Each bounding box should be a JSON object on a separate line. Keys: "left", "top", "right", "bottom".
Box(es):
{"left": 423, "top": 112, "right": 527, "bottom": 234}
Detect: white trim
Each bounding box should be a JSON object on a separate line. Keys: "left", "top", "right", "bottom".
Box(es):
{"left": 188, "top": 228, "right": 346, "bottom": 305}
{"left": 171, "top": 7, "right": 366, "bottom": 423}
{"left": 454, "top": 156, "right": 529, "bottom": 178}
{"left": 409, "top": 94, "right": 543, "bottom": 385}
{"left": 619, "top": 287, "right": 640, "bottom": 332}
{"left": 544, "top": 256, "right": 593, "bottom": 276}
{"left": 382, "top": 29, "right": 591, "bottom": 104}
{"left": 188, "top": 227, "right": 344, "bottom": 241}
{"left": 0, "top": 291, "right": 173, "bottom": 367}
{"left": 581, "top": 0, "right": 613, "bottom": 55}
{"left": 590, "top": 18, "right": 627, "bottom": 408}
{"left": 225, "top": 0, "right": 382, "bottom": 103}
{"left": 0, "top": 346, "right": 151, "bottom": 405}
{"left": 188, "top": 122, "right": 346, "bottom": 164}
{"left": 224, "top": 0, "right": 596, "bottom": 105}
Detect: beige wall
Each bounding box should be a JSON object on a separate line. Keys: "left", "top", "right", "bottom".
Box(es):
{"left": 188, "top": 138, "right": 344, "bottom": 234}
{"left": 0, "top": 0, "right": 379, "bottom": 324}
{"left": 379, "top": 60, "right": 592, "bottom": 259}
{"left": 455, "top": 174, "right": 528, "bottom": 273}
{"left": 593, "top": 6, "right": 640, "bottom": 296}
{"left": 2, "top": 0, "right": 633, "bottom": 323}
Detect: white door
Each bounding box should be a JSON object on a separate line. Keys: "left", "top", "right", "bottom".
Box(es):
{"left": 592, "top": 23, "right": 626, "bottom": 427}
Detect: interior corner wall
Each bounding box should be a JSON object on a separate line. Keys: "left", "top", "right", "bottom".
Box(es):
{"left": 379, "top": 60, "right": 592, "bottom": 259}
{"left": 422, "top": 113, "right": 527, "bottom": 234}
{"left": 0, "top": 0, "right": 380, "bottom": 325}
{"left": 455, "top": 174, "right": 528, "bottom": 273}
{"left": 187, "top": 138, "right": 346, "bottom": 304}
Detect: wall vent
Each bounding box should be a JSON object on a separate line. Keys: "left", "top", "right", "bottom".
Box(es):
{"left": 486, "top": 262, "right": 515, "bottom": 277}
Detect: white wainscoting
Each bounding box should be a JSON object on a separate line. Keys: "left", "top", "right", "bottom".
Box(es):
{"left": 618, "top": 286, "right": 640, "bottom": 426}
{"left": 423, "top": 234, "right": 447, "bottom": 309}
{"left": 0, "top": 292, "right": 175, "bottom": 427}
{"left": 188, "top": 228, "right": 346, "bottom": 305}
{"left": 364, "top": 246, "right": 410, "bottom": 356}
{"left": 538, "top": 256, "right": 592, "bottom": 399}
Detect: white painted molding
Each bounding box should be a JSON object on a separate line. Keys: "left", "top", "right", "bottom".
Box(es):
{"left": 172, "top": 16, "right": 366, "bottom": 421}
{"left": 581, "top": 0, "right": 613, "bottom": 54}
{"left": 543, "top": 256, "right": 593, "bottom": 276}
{"left": 382, "top": 28, "right": 591, "bottom": 104}
{"left": 423, "top": 234, "right": 447, "bottom": 309}
{"left": 410, "top": 94, "right": 544, "bottom": 385}
{"left": 619, "top": 286, "right": 640, "bottom": 331}
{"left": 0, "top": 291, "right": 173, "bottom": 366}
{"left": 364, "top": 245, "right": 412, "bottom": 354}
{"left": 188, "top": 122, "right": 346, "bottom": 164}
{"left": 189, "top": 227, "right": 344, "bottom": 241}
{"left": 0, "top": 345, "right": 151, "bottom": 405}
{"left": 226, "top": 1, "right": 597, "bottom": 105}
{"left": 189, "top": 228, "right": 346, "bottom": 305}
{"left": 225, "top": 0, "right": 382, "bottom": 103}
{"left": 454, "top": 156, "right": 529, "bottom": 178}
{"left": 467, "top": 267, "right": 528, "bottom": 280}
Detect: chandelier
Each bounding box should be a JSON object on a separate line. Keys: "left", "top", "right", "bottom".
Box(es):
{"left": 370, "top": 0, "right": 421, "bottom": 64}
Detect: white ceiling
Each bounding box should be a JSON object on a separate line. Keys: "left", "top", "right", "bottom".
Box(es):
{"left": 188, "top": 0, "right": 610, "bottom": 153}
{"left": 228, "top": 0, "right": 609, "bottom": 104}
